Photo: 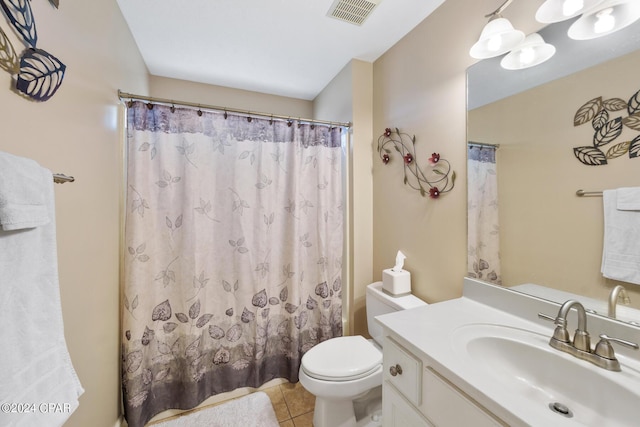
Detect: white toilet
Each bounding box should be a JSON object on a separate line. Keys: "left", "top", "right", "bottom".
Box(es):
{"left": 299, "top": 281, "right": 427, "bottom": 427}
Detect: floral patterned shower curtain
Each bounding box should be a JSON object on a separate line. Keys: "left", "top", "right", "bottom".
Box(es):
{"left": 467, "top": 143, "right": 501, "bottom": 285}
{"left": 121, "top": 101, "right": 344, "bottom": 427}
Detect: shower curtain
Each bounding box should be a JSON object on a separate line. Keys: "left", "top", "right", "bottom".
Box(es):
{"left": 467, "top": 143, "right": 501, "bottom": 285}
{"left": 122, "top": 101, "right": 344, "bottom": 427}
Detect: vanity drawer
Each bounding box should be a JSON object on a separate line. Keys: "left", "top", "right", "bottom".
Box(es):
{"left": 384, "top": 336, "right": 422, "bottom": 406}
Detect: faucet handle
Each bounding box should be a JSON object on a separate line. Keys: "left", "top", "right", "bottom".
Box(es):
{"left": 538, "top": 312, "right": 571, "bottom": 342}
{"left": 538, "top": 312, "right": 555, "bottom": 322}
{"left": 594, "top": 334, "right": 639, "bottom": 359}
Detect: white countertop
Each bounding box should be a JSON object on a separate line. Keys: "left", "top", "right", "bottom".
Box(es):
{"left": 375, "top": 290, "right": 640, "bottom": 427}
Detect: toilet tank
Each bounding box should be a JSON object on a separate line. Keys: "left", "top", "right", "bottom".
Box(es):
{"left": 366, "top": 281, "right": 427, "bottom": 346}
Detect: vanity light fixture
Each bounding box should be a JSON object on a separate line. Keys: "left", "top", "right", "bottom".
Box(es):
{"left": 500, "top": 33, "right": 556, "bottom": 70}
{"left": 568, "top": 0, "right": 640, "bottom": 40}
{"left": 535, "top": 0, "right": 604, "bottom": 23}
{"left": 469, "top": 0, "right": 525, "bottom": 59}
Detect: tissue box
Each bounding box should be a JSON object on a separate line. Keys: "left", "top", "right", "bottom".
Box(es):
{"left": 382, "top": 268, "right": 411, "bottom": 295}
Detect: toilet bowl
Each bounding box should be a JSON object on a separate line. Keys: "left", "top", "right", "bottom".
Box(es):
{"left": 299, "top": 336, "right": 383, "bottom": 427}
{"left": 299, "top": 282, "right": 426, "bottom": 427}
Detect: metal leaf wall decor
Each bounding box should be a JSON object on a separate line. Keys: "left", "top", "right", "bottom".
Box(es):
{"left": 0, "top": 25, "right": 19, "bottom": 73}
{"left": 0, "top": 0, "right": 37, "bottom": 48}
{"left": 16, "top": 47, "right": 65, "bottom": 101}
{"left": 573, "top": 88, "right": 640, "bottom": 165}
{"left": 0, "top": 0, "right": 65, "bottom": 101}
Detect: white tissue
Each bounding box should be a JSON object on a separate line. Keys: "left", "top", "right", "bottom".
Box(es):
{"left": 392, "top": 250, "right": 406, "bottom": 272}
{"left": 383, "top": 250, "right": 411, "bottom": 295}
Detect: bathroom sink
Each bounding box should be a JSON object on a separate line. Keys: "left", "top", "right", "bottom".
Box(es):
{"left": 452, "top": 324, "right": 640, "bottom": 426}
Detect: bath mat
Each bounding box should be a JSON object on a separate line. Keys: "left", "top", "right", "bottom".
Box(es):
{"left": 153, "top": 392, "right": 279, "bottom": 427}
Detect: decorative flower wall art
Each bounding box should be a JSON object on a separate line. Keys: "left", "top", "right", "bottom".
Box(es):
{"left": 0, "top": 0, "right": 65, "bottom": 101}
{"left": 573, "top": 88, "right": 640, "bottom": 166}
{"left": 377, "top": 127, "right": 456, "bottom": 199}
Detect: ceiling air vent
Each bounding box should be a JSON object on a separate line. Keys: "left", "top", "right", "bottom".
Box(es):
{"left": 327, "top": 0, "right": 382, "bottom": 26}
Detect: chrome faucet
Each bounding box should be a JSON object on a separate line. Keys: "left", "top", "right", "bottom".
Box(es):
{"left": 608, "top": 285, "right": 631, "bottom": 318}
{"left": 549, "top": 300, "right": 591, "bottom": 352}
{"left": 539, "top": 299, "right": 639, "bottom": 371}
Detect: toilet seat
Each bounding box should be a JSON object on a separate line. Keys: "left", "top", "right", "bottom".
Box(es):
{"left": 301, "top": 336, "right": 382, "bottom": 381}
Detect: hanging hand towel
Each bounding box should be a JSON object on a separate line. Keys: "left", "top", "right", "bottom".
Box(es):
{"left": 616, "top": 187, "right": 640, "bottom": 211}
{"left": 0, "top": 151, "right": 50, "bottom": 230}
{"left": 601, "top": 187, "right": 640, "bottom": 285}
{"left": 0, "top": 151, "right": 84, "bottom": 427}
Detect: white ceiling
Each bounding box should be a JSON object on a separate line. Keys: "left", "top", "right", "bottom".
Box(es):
{"left": 116, "top": 0, "right": 446, "bottom": 100}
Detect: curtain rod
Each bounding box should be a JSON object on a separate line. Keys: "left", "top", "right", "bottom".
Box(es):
{"left": 117, "top": 90, "right": 351, "bottom": 129}
{"left": 468, "top": 141, "right": 500, "bottom": 149}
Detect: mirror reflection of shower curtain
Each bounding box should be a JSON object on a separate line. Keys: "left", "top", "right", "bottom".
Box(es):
{"left": 467, "top": 143, "right": 501, "bottom": 285}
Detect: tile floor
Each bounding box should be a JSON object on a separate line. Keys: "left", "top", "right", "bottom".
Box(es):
{"left": 263, "top": 382, "right": 316, "bottom": 427}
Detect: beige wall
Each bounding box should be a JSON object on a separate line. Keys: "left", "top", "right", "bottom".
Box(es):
{"left": 150, "top": 76, "right": 313, "bottom": 118}
{"left": 313, "top": 61, "right": 354, "bottom": 121}
{"left": 0, "top": 2, "right": 148, "bottom": 427}
{"left": 313, "top": 59, "right": 373, "bottom": 336}
{"left": 371, "top": 0, "right": 543, "bottom": 309}
{"left": 349, "top": 60, "right": 374, "bottom": 336}
{"left": 372, "top": 0, "right": 472, "bottom": 306}
{"left": 468, "top": 49, "right": 640, "bottom": 308}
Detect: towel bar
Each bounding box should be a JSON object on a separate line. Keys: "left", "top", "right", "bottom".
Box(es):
{"left": 53, "top": 173, "right": 74, "bottom": 184}
{"left": 576, "top": 189, "right": 602, "bottom": 197}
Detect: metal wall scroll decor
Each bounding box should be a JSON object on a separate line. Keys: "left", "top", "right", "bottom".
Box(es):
{"left": 377, "top": 127, "right": 456, "bottom": 199}
{"left": 573, "top": 88, "right": 640, "bottom": 166}
{"left": 0, "top": 0, "right": 65, "bottom": 101}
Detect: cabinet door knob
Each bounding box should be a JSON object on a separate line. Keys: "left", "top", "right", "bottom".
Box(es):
{"left": 389, "top": 364, "right": 403, "bottom": 376}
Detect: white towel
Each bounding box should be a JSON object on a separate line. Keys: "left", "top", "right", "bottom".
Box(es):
{"left": 617, "top": 187, "right": 640, "bottom": 211}
{"left": 601, "top": 188, "right": 640, "bottom": 285}
{"left": 0, "top": 151, "right": 50, "bottom": 230}
{"left": 0, "top": 152, "right": 84, "bottom": 427}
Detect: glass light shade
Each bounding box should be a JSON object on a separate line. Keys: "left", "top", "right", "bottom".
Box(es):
{"left": 535, "top": 0, "right": 604, "bottom": 23}
{"left": 500, "top": 33, "right": 557, "bottom": 70}
{"left": 568, "top": 0, "right": 640, "bottom": 40}
{"left": 469, "top": 17, "right": 525, "bottom": 59}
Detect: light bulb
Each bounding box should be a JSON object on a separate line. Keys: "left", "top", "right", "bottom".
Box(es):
{"left": 594, "top": 7, "right": 615, "bottom": 34}
{"left": 487, "top": 35, "right": 502, "bottom": 52}
{"left": 519, "top": 47, "right": 535, "bottom": 65}
{"left": 563, "top": 0, "right": 584, "bottom": 16}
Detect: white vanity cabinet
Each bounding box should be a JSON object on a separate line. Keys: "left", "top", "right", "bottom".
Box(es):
{"left": 382, "top": 335, "right": 506, "bottom": 427}
{"left": 377, "top": 279, "right": 640, "bottom": 427}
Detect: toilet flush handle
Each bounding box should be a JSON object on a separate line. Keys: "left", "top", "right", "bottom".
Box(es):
{"left": 389, "top": 364, "right": 403, "bottom": 376}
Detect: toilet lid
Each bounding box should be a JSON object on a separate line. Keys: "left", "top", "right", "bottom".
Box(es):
{"left": 301, "top": 336, "right": 382, "bottom": 381}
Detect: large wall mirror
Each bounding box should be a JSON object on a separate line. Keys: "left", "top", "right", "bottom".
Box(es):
{"left": 466, "top": 16, "right": 640, "bottom": 324}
